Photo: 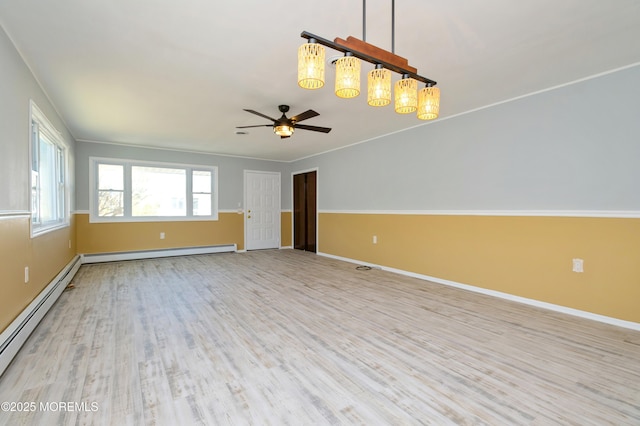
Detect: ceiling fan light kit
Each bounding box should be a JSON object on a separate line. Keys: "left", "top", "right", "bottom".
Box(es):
{"left": 274, "top": 124, "right": 294, "bottom": 137}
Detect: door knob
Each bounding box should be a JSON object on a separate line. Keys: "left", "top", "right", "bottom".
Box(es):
{"left": 248, "top": 215, "right": 251, "bottom": 219}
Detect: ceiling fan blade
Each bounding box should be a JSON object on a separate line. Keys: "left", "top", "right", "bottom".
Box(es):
{"left": 235, "top": 125, "right": 272, "bottom": 129}
{"left": 243, "top": 109, "right": 277, "bottom": 122}
{"left": 295, "top": 124, "right": 332, "bottom": 133}
{"left": 289, "top": 109, "right": 319, "bottom": 123}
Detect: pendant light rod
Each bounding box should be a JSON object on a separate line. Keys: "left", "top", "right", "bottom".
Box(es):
{"left": 300, "top": 31, "right": 437, "bottom": 86}
{"left": 362, "top": 0, "right": 366, "bottom": 42}
{"left": 391, "top": 0, "right": 395, "bottom": 54}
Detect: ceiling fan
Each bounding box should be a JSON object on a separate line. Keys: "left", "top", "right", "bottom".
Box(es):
{"left": 236, "top": 105, "right": 331, "bottom": 139}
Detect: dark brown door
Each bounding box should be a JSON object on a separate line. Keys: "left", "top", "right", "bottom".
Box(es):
{"left": 293, "top": 171, "right": 317, "bottom": 252}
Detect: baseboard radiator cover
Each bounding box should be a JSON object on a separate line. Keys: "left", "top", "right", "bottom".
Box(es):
{"left": 81, "top": 244, "right": 237, "bottom": 264}
{"left": 0, "top": 255, "right": 82, "bottom": 377}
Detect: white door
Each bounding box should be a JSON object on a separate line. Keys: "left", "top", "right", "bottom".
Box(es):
{"left": 245, "top": 171, "right": 281, "bottom": 250}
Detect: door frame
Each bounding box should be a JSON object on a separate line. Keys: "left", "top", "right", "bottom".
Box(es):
{"left": 244, "top": 170, "right": 281, "bottom": 251}
{"left": 291, "top": 167, "right": 319, "bottom": 252}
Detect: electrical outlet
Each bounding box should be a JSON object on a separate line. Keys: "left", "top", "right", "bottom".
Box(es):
{"left": 373, "top": 235, "right": 377, "bottom": 244}
{"left": 68, "top": 239, "right": 71, "bottom": 249}
{"left": 160, "top": 232, "right": 165, "bottom": 240}
{"left": 24, "top": 266, "right": 29, "bottom": 283}
{"left": 572, "top": 258, "right": 584, "bottom": 273}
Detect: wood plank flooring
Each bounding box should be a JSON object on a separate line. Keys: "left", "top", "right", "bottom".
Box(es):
{"left": 0, "top": 250, "right": 639, "bottom": 425}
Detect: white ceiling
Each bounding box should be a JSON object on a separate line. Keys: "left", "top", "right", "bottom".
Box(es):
{"left": 2, "top": 0, "right": 640, "bottom": 162}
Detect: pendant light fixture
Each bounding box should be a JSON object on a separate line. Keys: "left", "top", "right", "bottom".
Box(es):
{"left": 417, "top": 84, "right": 440, "bottom": 120}
{"left": 298, "top": 39, "right": 325, "bottom": 90}
{"left": 335, "top": 52, "right": 361, "bottom": 98}
{"left": 394, "top": 75, "right": 418, "bottom": 114}
{"left": 298, "top": 0, "right": 440, "bottom": 120}
{"left": 367, "top": 64, "right": 391, "bottom": 107}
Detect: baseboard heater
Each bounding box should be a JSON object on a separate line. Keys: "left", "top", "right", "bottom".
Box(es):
{"left": 81, "top": 244, "right": 237, "bottom": 264}
{"left": 0, "top": 255, "right": 82, "bottom": 377}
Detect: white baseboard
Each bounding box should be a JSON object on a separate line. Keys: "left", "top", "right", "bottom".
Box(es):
{"left": 318, "top": 252, "right": 640, "bottom": 332}
{"left": 0, "top": 255, "right": 82, "bottom": 377}
{"left": 81, "top": 244, "right": 237, "bottom": 264}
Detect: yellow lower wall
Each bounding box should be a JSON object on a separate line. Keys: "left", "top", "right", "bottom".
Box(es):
{"left": 76, "top": 213, "right": 245, "bottom": 253}
{"left": 281, "top": 211, "right": 292, "bottom": 247}
{"left": 319, "top": 213, "right": 640, "bottom": 323}
{"left": 76, "top": 211, "right": 291, "bottom": 254}
{"left": 0, "top": 215, "right": 76, "bottom": 333}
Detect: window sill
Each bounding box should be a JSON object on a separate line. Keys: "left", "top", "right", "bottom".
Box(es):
{"left": 31, "top": 221, "right": 70, "bottom": 238}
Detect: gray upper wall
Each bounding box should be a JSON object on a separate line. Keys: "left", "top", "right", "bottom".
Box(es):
{"left": 290, "top": 65, "right": 640, "bottom": 212}
{"left": 0, "top": 26, "right": 76, "bottom": 212}
{"left": 74, "top": 142, "right": 290, "bottom": 211}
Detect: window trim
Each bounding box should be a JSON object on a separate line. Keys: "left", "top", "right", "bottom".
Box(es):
{"left": 29, "top": 100, "right": 69, "bottom": 237}
{"left": 89, "top": 157, "right": 219, "bottom": 223}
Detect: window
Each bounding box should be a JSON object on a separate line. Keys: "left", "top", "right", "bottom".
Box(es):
{"left": 98, "top": 163, "right": 124, "bottom": 216}
{"left": 192, "top": 170, "right": 212, "bottom": 216}
{"left": 30, "top": 101, "right": 67, "bottom": 236}
{"left": 90, "top": 158, "right": 218, "bottom": 222}
{"left": 132, "top": 166, "right": 186, "bottom": 216}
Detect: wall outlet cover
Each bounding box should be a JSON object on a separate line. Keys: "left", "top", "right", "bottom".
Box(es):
{"left": 572, "top": 258, "right": 584, "bottom": 273}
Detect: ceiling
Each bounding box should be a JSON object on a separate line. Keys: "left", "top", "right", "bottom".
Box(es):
{"left": 2, "top": 1, "right": 640, "bottom": 162}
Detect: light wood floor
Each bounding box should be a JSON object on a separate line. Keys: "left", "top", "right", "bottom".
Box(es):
{"left": 1, "top": 250, "right": 639, "bottom": 425}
